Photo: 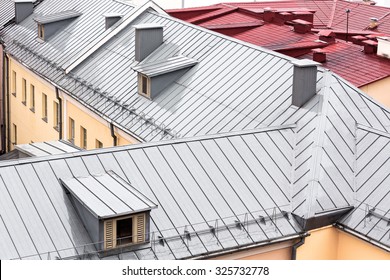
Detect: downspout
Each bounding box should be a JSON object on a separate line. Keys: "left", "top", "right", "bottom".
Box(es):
{"left": 5, "top": 53, "right": 10, "bottom": 152}
{"left": 291, "top": 237, "right": 305, "bottom": 260}
{"left": 55, "top": 88, "right": 62, "bottom": 139}
{"left": 110, "top": 122, "right": 117, "bottom": 146}
{"left": 1, "top": 42, "right": 7, "bottom": 154}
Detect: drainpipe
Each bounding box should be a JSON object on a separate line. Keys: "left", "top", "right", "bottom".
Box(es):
{"left": 110, "top": 122, "right": 117, "bottom": 147}
{"left": 4, "top": 53, "right": 10, "bottom": 152}
{"left": 291, "top": 237, "right": 305, "bottom": 260}
{"left": 1, "top": 43, "right": 7, "bottom": 154}
{"left": 55, "top": 88, "right": 62, "bottom": 139}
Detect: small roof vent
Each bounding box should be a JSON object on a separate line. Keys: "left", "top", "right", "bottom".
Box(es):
{"left": 368, "top": 17, "right": 379, "bottom": 29}
{"left": 312, "top": 48, "right": 327, "bottom": 63}
{"left": 14, "top": 0, "right": 35, "bottom": 24}
{"left": 292, "top": 19, "right": 312, "bottom": 34}
{"left": 104, "top": 13, "right": 123, "bottom": 30}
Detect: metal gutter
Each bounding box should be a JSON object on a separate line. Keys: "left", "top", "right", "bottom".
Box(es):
{"left": 335, "top": 223, "right": 390, "bottom": 253}
{"left": 55, "top": 87, "right": 62, "bottom": 140}
{"left": 189, "top": 233, "right": 308, "bottom": 260}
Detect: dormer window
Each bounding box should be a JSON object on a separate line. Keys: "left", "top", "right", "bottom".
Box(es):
{"left": 37, "top": 24, "right": 44, "bottom": 39}
{"left": 133, "top": 55, "right": 198, "bottom": 100}
{"left": 34, "top": 10, "right": 81, "bottom": 41}
{"left": 60, "top": 171, "right": 157, "bottom": 252}
{"left": 139, "top": 74, "right": 150, "bottom": 98}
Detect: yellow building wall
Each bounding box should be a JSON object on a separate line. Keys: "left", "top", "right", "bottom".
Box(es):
{"left": 8, "top": 57, "right": 59, "bottom": 149}
{"left": 359, "top": 76, "right": 390, "bottom": 110}
{"left": 297, "top": 226, "right": 390, "bottom": 260}
{"left": 7, "top": 56, "right": 139, "bottom": 151}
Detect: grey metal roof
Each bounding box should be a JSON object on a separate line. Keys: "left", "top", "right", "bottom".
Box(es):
{"left": 2, "top": 0, "right": 390, "bottom": 257}
{"left": 0, "top": 126, "right": 302, "bottom": 260}
{"left": 34, "top": 10, "right": 81, "bottom": 24}
{"left": 133, "top": 55, "right": 198, "bottom": 77}
{"left": 60, "top": 171, "right": 157, "bottom": 219}
{"left": 0, "top": 0, "right": 16, "bottom": 27}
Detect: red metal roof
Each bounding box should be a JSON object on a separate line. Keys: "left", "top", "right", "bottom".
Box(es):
{"left": 300, "top": 42, "right": 390, "bottom": 87}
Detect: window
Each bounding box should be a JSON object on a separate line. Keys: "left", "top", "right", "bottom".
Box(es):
{"left": 96, "top": 139, "right": 103, "bottom": 149}
{"left": 80, "top": 126, "right": 87, "bottom": 149}
{"left": 12, "top": 71, "right": 16, "bottom": 96}
{"left": 42, "top": 93, "right": 47, "bottom": 121}
{"left": 11, "top": 124, "right": 17, "bottom": 146}
{"left": 38, "top": 24, "right": 44, "bottom": 39}
{"left": 104, "top": 213, "right": 146, "bottom": 250}
{"left": 30, "top": 84, "right": 35, "bottom": 112}
{"left": 138, "top": 74, "right": 150, "bottom": 98}
{"left": 116, "top": 217, "right": 133, "bottom": 246}
{"left": 68, "top": 118, "right": 75, "bottom": 143}
{"left": 53, "top": 102, "right": 59, "bottom": 130}
{"left": 22, "top": 78, "right": 27, "bottom": 105}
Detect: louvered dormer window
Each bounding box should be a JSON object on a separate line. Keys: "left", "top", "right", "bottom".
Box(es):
{"left": 60, "top": 171, "right": 157, "bottom": 251}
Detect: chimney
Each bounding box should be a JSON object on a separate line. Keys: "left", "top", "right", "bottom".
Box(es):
{"left": 275, "top": 12, "right": 293, "bottom": 24}
{"left": 14, "top": 0, "right": 35, "bottom": 24}
{"left": 291, "top": 59, "right": 320, "bottom": 107}
{"left": 318, "top": 30, "right": 336, "bottom": 44}
{"left": 263, "top": 8, "right": 276, "bottom": 23}
{"left": 312, "top": 48, "right": 326, "bottom": 63}
{"left": 362, "top": 39, "right": 378, "bottom": 54}
{"left": 377, "top": 37, "right": 390, "bottom": 58}
{"left": 292, "top": 19, "right": 312, "bottom": 34}
{"left": 351, "top": 35, "right": 367, "bottom": 45}
{"left": 291, "top": 11, "right": 314, "bottom": 23}
{"left": 134, "top": 24, "right": 164, "bottom": 62}
{"left": 104, "top": 13, "right": 123, "bottom": 30}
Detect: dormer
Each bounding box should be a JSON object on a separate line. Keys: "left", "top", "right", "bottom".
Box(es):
{"left": 104, "top": 13, "right": 123, "bottom": 30}
{"left": 34, "top": 10, "right": 82, "bottom": 41}
{"left": 14, "top": 0, "right": 35, "bottom": 24}
{"left": 133, "top": 55, "right": 198, "bottom": 99}
{"left": 60, "top": 171, "right": 157, "bottom": 251}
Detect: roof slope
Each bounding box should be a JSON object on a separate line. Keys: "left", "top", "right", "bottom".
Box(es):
{"left": 0, "top": 0, "right": 16, "bottom": 28}
{"left": 0, "top": 127, "right": 302, "bottom": 260}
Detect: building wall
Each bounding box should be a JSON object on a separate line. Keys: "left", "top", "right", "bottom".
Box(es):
{"left": 359, "top": 76, "right": 390, "bottom": 110}
{"left": 297, "top": 226, "right": 390, "bottom": 260}
{"left": 8, "top": 57, "right": 59, "bottom": 150}
{"left": 7, "top": 57, "right": 139, "bottom": 151}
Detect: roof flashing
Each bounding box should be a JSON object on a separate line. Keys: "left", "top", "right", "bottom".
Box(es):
{"left": 34, "top": 10, "right": 82, "bottom": 24}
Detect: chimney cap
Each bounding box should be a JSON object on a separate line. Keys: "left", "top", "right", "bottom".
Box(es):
{"left": 103, "top": 12, "right": 124, "bottom": 18}
{"left": 13, "top": 0, "right": 36, "bottom": 2}
{"left": 133, "top": 23, "right": 164, "bottom": 30}
{"left": 312, "top": 48, "right": 326, "bottom": 54}
{"left": 318, "top": 30, "right": 335, "bottom": 37}
{"left": 292, "top": 19, "right": 312, "bottom": 25}
{"left": 292, "top": 58, "right": 320, "bottom": 68}
{"left": 362, "top": 39, "right": 378, "bottom": 46}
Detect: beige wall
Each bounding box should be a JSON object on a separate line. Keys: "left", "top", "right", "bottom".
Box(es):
{"left": 297, "top": 226, "right": 390, "bottom": 260}
{"left": 7, "top": 56, "right": 139, "bottom": 151}
{"left": 210, "top": 240, "right": 295, "bottom": 260}
{"left": 359, "top": 76, "right": 390, "bottom": 110}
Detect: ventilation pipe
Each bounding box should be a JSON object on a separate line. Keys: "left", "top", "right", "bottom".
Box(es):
{"left": 14, "top": 0, "right": 35, "bottom": 24}
{"left": 291, "top": 59, "right": 320, "bottom": 107}
{"left": 134, "top": 24, "right": 164, "bottom": 62}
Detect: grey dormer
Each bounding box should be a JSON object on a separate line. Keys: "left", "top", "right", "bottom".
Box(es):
{"left": 60, "top": 171, "right": 157, "bottom": 251}
{"left": 34, "top": 10, "right": 82, "bottom": 40}
{"left": 14, "top": 0, "right": 35, "bottom": 24}
{"left": 104, "top": 13, "right": 123, "bottom": 30}
{"left": 133, "top": 55, "right": 198, "bottom": 100}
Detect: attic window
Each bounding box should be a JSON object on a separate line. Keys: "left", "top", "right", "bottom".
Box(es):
{"left": 133, "top": 55, "right": 198, "bottom": 100}
{"left": 38, "top": 24, "right": 44, "bottom": 39}
{"left": 138, "top": 74, "right": 150, "bottom": 98}
{"left": 60, "top": 171, "right": 157, "bottom": 251}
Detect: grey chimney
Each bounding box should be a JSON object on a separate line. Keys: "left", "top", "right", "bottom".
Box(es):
{"left": 134, "top": 24, "right": 164, "bottom": 62}
{"left": 14, "top": 0, "right": 35, "bottom": 24}
{"left": 291, "top": 59, "right": 320, "bottom": 107}
{"left": 104, "top": 13, "right": 123, "bottom": 30}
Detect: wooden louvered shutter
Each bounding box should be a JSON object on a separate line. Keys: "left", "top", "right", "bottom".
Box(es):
{"left": 104, "top": 220, "right": 115, "bottom": 249}
{"left": 136, "top": 214, "right": 145, "bottom": 243}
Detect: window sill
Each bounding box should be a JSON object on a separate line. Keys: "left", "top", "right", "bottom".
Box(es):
{"left": 42, "top": 117, "right": 48, "bottom": 123}
{"left": 30, "top": 108, "right": 35, "bottom": 113}
{"left": 22, "top": 101, "right": 26, "bottom": 106}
